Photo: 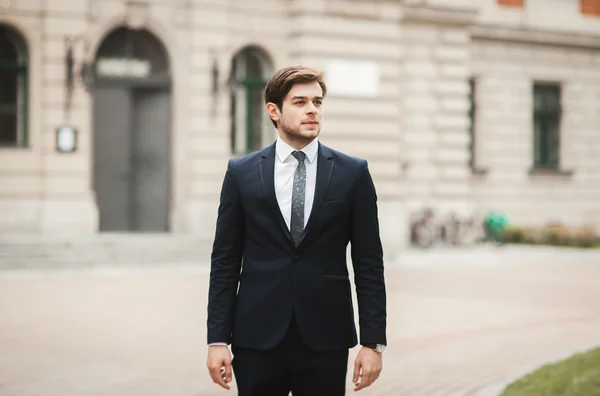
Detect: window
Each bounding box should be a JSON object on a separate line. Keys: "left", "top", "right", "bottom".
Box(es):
{"left": 581, "top": 0, "right": 600, "bottom": 16}
{"left": 533, "top": 83, "right": 561, "bottom": 169}
{"left": 229, "top": 47, "right": 273, "bottom": 155}
{"left": 497, "top": 0, "right": 524, "bottom": 7}
{"left": 0, "top": 25, "right": 28, "bottom": 147}
{"left": 468, "top": 77, "right": 476, "bottom": 170}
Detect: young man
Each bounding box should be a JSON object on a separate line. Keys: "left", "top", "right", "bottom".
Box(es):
{"left": 206, "top": 66, "right": 387, "bottom": 395}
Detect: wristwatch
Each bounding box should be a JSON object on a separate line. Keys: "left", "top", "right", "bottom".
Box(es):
{"left": 364, "top": 344, "right": 386, "bottom": 354}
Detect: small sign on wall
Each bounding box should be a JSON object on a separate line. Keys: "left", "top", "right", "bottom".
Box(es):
{"left": 324, "top": 59, "right": 381, "bottom": 98}
{"left": 56, "top": 126, "right": 78, "bottom": 153}
{"left": 96, "top": 58, "right": 152, "bottom": 79}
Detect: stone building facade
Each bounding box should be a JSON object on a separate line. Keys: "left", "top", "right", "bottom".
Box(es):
{"left": 1, "top": 0, "right": 599, "bottom": 258}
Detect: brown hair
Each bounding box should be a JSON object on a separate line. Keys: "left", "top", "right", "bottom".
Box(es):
{"left": 264, "top": 66, "right": 327, "bottom": 127}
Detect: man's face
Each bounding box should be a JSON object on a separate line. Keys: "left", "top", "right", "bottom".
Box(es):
{"left": 268, "top": 81, "right": 324, "bottom": 142}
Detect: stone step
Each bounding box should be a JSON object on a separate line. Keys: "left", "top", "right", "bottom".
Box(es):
{"left": 0, "top": 234, "right": 213, "bottom": 269}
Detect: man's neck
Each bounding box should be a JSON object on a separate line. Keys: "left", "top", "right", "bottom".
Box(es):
{"left": 277, "top": 133, "right": 315, "bottom": 151}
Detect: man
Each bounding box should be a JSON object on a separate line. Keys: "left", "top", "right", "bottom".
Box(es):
{"left": 206, "top": 65, "right": 387, "bottom": 396}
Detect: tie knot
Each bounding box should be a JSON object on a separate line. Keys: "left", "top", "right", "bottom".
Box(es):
{"left": 292, "top": 150, "right": 306, "bottom": 163}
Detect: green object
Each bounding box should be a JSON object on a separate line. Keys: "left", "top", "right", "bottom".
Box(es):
{"left": 484, "top": 211, "right": 509, "bottom": 243}
{"left": 485, "top": 212, "right": 508, "bottom": 231}
{"left": 500, "top": 346, "right": 600, "bottom": 396}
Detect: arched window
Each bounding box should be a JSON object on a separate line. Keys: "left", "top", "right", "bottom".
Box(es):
{"left": 0, "top": 25, "right": 28, "bottom": 147}
{"left": 229, "top": 46, "right": 273, "bottom": 155}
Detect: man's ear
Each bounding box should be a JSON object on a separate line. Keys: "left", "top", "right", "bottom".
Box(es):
{"left": 266, "top": 102, "right": 280, "bottom": 123}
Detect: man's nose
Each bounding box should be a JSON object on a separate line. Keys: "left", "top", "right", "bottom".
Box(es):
{"left": 306, "top": 102, "right": 317, "bottom": 114}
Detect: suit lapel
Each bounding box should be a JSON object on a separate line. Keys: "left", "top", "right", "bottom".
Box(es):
{"left": 298, "top": 143, "right": 334, "bottom": 246}
{"left": 259, "top": 143, "right": 294, "bottom": 246}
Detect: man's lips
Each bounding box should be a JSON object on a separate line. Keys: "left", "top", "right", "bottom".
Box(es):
{"left": 302, "top": 121, "right": 319, "bottom": 125}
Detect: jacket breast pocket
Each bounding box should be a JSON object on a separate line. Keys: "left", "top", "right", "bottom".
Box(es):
{"left": 323, "top": 198, "right": 349, "bottom": 205}
{"left": 322, "top": 199, "right": 350, "bottom": 211}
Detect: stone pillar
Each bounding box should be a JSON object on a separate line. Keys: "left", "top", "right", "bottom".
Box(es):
{"left": 400, "top": 3, "right": 477, "bottom": 218}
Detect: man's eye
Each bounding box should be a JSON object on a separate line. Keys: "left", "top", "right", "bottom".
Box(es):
{"left": 295, "top": 101, "right": 304, "bottom": 105}
{"left": 314, "top": 101, "right": 322, "bottom": 105}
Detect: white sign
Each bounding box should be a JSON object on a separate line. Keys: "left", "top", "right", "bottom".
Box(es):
{"left": 324, "top": 59, "right": 380, "bottom": 98}
{"left": 56, "top": 127, "right": 77, "bottom": 153}
{"left": 96, "top": 58, "right": 152, "bottom": 78}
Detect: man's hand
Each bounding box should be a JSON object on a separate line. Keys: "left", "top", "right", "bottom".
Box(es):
{"left": 353, "top": 346, "right": 383, "bottom": 392}
{"left": 207, "top": 345, "right": 233, "bottom": 390}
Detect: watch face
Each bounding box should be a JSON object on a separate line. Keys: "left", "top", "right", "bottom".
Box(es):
{"left": 375, "top": 344, "right": 386, "bottom": 353}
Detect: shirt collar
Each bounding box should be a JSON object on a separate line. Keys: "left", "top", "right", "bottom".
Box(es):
{"left": 275, "top": 137, "right": 319, "bottom": 164}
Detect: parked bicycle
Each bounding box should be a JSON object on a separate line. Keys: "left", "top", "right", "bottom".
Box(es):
{"left": 410, "top": 208, "right": 436, "bottom": 248}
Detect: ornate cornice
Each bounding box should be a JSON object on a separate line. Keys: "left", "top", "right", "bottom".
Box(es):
{"left": 472, "top": 24, "right": 600, "bottom": 50}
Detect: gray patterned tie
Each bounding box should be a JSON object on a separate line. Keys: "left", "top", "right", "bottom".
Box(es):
{"left": 290, "top": 150, "right": 307, "bottom": 246}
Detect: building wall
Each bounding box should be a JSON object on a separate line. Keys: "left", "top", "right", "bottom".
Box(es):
{"left": 400, "top": 5, "right": 474, "bottom": 217}
{"left": 0, "top": 0, "right": 408, "bottom": 257}
{"left": 1, "top": 0, "right": 599, "bottom": 247}
{"left": 287, "top": 0, "right": 406, "bottom": 255}
{"left": 0, "top": 1, "right": 45, "bottom": 232}
{"left": 471, "top": 36, "right": 600, "bottom": 229}
{"left": 184, "top": 0, "right": 289, "bottom": 240}
{"left": 0, "top": 0, "right": 193, "bottom": 234}
{"left": 476, "top": 0, "right": 600, "bottom": 36}
{"left": 185, "top": 0, "right": 407, "bottom": 257}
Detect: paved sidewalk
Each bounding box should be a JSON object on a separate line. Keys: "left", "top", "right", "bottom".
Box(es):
{"left": 0, "top": 246, "right": 599, "bottom": 395}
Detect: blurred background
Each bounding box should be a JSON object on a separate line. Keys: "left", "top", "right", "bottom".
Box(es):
{"left": 0, "top": 0, "right": 599, "bottom": 253}
{"left": 1, "top": 0, "right": 600, "bottom": 395}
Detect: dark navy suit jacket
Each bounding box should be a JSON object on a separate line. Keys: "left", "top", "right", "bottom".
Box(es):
{"left": 207, "top": 141, "right": 387, "bottom": 352}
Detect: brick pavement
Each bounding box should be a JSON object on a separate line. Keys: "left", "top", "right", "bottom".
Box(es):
{"left": 0, "top": 246, "right": 599, "bottom": 395}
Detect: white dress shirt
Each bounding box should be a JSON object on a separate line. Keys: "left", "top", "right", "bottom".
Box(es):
{"left": 209, "top": 138, "right": 319, "bottom": 347}
{"left": 274, "top": 137, "right": 319, "bottom": 230}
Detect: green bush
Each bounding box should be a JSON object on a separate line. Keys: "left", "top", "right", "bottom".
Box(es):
{"left": 543, "top": 224, "right": 571, "bottom": 245}
{"left": 502, "top": 227, "right": 526, "bottom": 243}
{"left": 501, "top": 224, "right": 599, "bottom": 248}
{"left": 572, "top": 226, "right": 598, "bottom": 248}
{"left": 527, "top": 228, "right": 547, "bottom": 245}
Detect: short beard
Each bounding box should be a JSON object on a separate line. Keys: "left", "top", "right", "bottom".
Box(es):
{"left": 279, "top": 118, "right": 320, "bottom": 147}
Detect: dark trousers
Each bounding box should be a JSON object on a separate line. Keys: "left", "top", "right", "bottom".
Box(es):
{"left": 231, "top": 314, "right": 349, "bottom": 396}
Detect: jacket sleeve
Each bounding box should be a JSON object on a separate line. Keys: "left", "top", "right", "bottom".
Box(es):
{"left": 350, "top": 160, "right": 387, "bottom": 346}
{"left": 207, "top": 159, "right": 244, "bottom": 345}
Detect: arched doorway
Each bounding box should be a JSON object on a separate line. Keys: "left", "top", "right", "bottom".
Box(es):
{"left": 0, "top": 25, "right": 28, "bottom": 147}
{"left": 92, "top": 27, "right": 171, "bottom": 232}
{"left": 229, "top": 46, "right": 274, "bottom": 155}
